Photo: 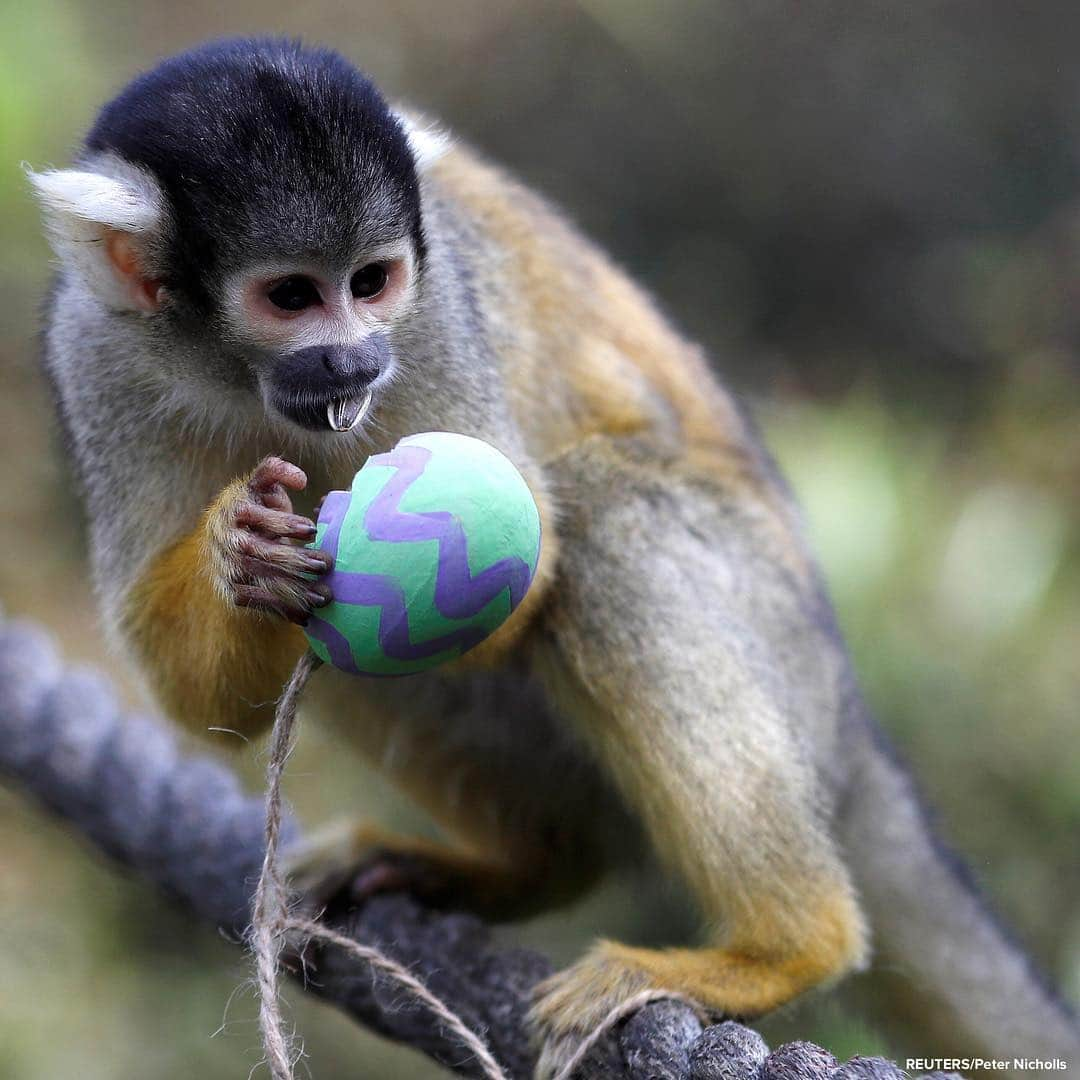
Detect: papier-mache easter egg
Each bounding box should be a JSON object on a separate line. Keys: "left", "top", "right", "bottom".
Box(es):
{"left": 303, "top": 432, "right": 542, "bottom": 676}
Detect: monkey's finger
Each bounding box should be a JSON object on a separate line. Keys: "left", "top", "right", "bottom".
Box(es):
{"left": 305, "top": 582, "right": 333, "bottom": 605}
{"left": 256, "top": 481, "right": 294, "bottom": 513}
{"left": 234, "top": 501, "right": 317, "bottom": 541}
{"left": 234, "top": 584, "right": 329, "bottom": 624}
{"left": 250, "top": 456, "right": 308, "bottom": 494}
{"left": 234, "top": 592, "right": 305, "bottom": 623}
{"left": 236, "top": 534, "right": 334, "bottom": 573}
{"left": 233, "top": 546, "right": 333, "bottom": 582}
{"left": 230, "top": 555, "right": 334, "bottom": 602}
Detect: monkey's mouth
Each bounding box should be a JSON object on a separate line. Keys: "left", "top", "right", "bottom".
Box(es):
{"left": 269, "top": 388, "right": 375, "bottom": 432}
{"left": 327, "top": 391, "right": 373, "bottom": 432}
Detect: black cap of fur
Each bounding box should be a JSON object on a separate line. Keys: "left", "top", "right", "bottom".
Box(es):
{"left": 85, "top": 38, "right": 423, "bottom": 312}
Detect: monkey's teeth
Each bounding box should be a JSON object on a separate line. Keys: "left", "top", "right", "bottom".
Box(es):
{"left": 327, "top": 391, "right": 372, "bottom": 432}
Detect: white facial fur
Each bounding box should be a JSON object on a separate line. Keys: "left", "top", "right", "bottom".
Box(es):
{"left": 218, "top": 241, "right": 417, "bottom": 356}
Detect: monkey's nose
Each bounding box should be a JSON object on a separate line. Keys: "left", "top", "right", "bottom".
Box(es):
{"left": 320, "top": 343, "right": 381, "bottom": 382}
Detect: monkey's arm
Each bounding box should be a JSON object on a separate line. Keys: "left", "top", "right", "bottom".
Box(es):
{"left": 529, "top": 437, "right": 868, "bottom": 1077}
{"left": 121, "top": 457, "right": 329, "bottom": 740}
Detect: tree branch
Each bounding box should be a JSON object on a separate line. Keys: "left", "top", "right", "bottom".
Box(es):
{"left": 0, "top": 609, "right": 950, "bottom": 1080}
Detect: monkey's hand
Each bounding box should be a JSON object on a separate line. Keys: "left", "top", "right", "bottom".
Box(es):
{"left": 205, "top": 456, "right": 334, "bottom": 624}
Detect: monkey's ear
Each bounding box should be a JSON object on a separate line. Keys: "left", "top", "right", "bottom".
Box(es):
{"left": 394, "top": 111, "right": 451, "bottom": 172}
{"left": 27, "top": 165, "right": 166, "bottom": 313}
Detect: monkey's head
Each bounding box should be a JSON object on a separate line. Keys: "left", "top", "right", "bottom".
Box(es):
{"left": 30, "top": 38, "right": 447, "bottom": 434}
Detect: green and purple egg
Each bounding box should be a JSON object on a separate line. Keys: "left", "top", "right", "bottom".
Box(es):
{"left": 303, "top": 432, "right": 542, "bottom": 676}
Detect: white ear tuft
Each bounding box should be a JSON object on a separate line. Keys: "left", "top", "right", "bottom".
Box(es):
{"left": 27, "top": 159, "right": 163, "bottom": 310}
{"left": 28, "top": 167, "right": 161, "bottom": 232}
{"left": 395, "top": 111, "right": 452, "bottom": 172}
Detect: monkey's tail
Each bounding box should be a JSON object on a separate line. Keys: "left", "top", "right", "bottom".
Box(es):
{"left": 840, "top": 719, "right": 1080, "bottom": 1068}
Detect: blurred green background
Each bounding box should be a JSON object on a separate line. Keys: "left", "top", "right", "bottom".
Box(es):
{"left": 2, "top": 2, "right": 1078, "bottom": 1077}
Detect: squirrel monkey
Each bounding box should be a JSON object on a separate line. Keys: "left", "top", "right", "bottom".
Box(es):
{"left": 31, "top": 38, "right": 1079, "bottom": 1076}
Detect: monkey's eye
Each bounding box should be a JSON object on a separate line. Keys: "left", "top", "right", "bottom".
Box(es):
{"left": 266, "top": 276, "right": 321, "bottom": 312}
{"left": 351, "top": 263, "right": 389, "bottom": 300}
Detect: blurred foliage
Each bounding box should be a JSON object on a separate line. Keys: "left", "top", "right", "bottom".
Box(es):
{"left": 1, "top": 2, "right": 1078, "bottom": 1077}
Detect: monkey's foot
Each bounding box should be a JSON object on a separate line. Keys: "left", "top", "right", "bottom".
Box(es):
{"left": 284, "top": 821, "right": 534, "bottom": 919}
{"left": 529, "top": 934, "right": 862, "bottom": 1079}
{"left": 530, "top": 943, "right": 662, "bottom": 1079}
{"left": 207, "top": 455, "right": 334, "bottom": 624}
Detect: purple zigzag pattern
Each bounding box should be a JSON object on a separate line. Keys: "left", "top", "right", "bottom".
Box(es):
{"left": 362, "top": 443, "right": 535, "bottom": 618}
{"left": 304, "top": 614, "right": 362, "bottom": 674}
{"left": 311, "top": 440, "right": 536, "bottom": 666}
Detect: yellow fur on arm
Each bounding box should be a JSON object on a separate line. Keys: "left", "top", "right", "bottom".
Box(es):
{"left": 123, "top": 521, "right": 306, "bottom": 741}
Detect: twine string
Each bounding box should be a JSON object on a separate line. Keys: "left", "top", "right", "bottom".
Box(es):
{"left": 250, "top": 650, "right": 510, "bottom": 1080}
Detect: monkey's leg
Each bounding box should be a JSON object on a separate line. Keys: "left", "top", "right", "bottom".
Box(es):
{"left": 122, "top": 457, "right": 328, "bottom": 741}
{"left": 530, "top": 439, "right": 868, "bottom": 1077}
